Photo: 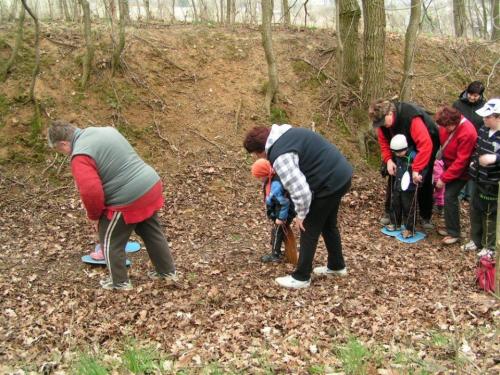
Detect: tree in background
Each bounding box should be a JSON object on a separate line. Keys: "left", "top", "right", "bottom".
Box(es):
{"left": 144, "top": 0, "right": 152, "bottom": 21}
{"left": 282, "top": 0, "right": 291, "bottom": 26}
{"left": 493, "top": 0, "right": 500, "bottom": 40}
{"left": 260, "top": 0, "right": 278, "bottom": 116}
{"left": 0, "top": 5, "right": 25, "bottom": 82}
{"left": 361, "top": 0, "right": 385, "bottom": 105}
{"left": 338, "top": 0, "right": 361, "bottom": 87}
{"left": 453, "top": 0, "right": 466, "bottom": 36}
{"left": 20, "top": 0, "right": 40, "bottom": 103}
{"left": 112, "top": 0, "right": 127, "bottom": 75}
{"left": 400, "top": 0, "right": 422, "bottom": 101}
{"left": 78, "top": 0, "right": 93, "bottom": 88}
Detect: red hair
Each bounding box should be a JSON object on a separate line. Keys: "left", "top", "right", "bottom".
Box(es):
{"left": 435, "top": 106, "right": 461, "bottom": 127}
{"left": 243, "top": 126, "right": 270, "bottom": 153}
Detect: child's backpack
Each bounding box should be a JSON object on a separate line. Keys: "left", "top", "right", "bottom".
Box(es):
{"left": 475, "top": 255, "right": 496, "bottom": 293}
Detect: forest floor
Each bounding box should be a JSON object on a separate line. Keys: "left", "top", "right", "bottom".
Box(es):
{"left": 0, "top": 22, "right": 499, "bottom": 374}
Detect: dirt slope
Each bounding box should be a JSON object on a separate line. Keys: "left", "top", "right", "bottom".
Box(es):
{"left": 0, "top": 23, "right": 499, "bottom": 373}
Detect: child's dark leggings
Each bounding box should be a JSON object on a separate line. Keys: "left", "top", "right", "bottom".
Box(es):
{"left": 391, "top": 189, "right": 416, "bottom": 232}
{"left": 270, "top": 217, "right": 294, "bottom": 255}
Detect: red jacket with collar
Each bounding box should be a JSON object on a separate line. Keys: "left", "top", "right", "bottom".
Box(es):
{"left": 438, "top": 116, "right": 477, "bottom": 183}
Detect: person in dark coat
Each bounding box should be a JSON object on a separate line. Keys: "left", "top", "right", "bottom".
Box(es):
{"left": 452, "top": 81, "right": 486, "bottom": 131}
{"left": 244, "top": 125, "right": 353, "bottom": 289}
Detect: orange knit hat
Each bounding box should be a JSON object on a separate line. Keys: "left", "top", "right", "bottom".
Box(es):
{"left": 251, "top": 158, "right": 273, "bottom": 179}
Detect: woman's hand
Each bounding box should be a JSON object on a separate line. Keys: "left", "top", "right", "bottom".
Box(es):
{"left": 479, "top": 154, "right": 497, "bottom": 167}
{"left": 435, "top": 178, "right": 445, "bottom": 189}
{"left": 387, "top": 159, "right": 397, "bottom": 176}
{"left": 275, "top": 219, "right": 284, "bottom": 225}
{"left": 295, "top": 218, "right": 305, "bottom": 232}
{"left": 412, "top": 171, "right": 423, "bottom": 184}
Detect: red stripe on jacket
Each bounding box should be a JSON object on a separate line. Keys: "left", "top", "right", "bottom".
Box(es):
{"left": 71, "top": 155, "right": 164, "bottom": 224}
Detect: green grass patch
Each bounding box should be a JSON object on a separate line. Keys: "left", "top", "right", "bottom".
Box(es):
{"left": 122, "top": 340, "right": 161, "bottom": 374}
{"left": 270, "top": 106, "right": 289, "bottom": 124}
{"left": 335, "top": 337, "right": 371, "bottom": 375}
{"left": 73, "top": 352, "right": 108, "bottom": 375}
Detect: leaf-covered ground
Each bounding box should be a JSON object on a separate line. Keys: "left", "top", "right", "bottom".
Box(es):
{"left": 0, "top": 151, "right": 498, "bottom": 374}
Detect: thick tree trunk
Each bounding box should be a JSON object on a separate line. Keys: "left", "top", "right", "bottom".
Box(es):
{"left": 400, "top": 0, "right": 422, "bottom": 101}
{"left": 0, "top": 6, "right": 25, "bottom": 82}
{"left": 261, "top": 0, "right": 278, "bottom": 116}
{"left": 144, "top": 0, "right": 151, "bottom": 21}
{"left": 8, "top": 0, "right": 19, "bottom": 21}
{"left": 361, "top": 0, "right": 385, "bottom": 105}
{"left": 226, "top": 0, "right": 231, "bottom": 24}
{"left": 191, "top": 0, "right": 198, "bottom": 22}
{"left": 60, "top": 0, "right": 71, "bottom": 21}
{"left": 171, "top": 0, "right": 176, "bottom": 22}
{"left": 112, "top": 0, "right": 127, "bottom": 75}
{"left": 453, "top": 0, "right": 466, "bottom": 37}
{"left": 282, "top": 0, "right": 290, "bottom": 26}
{"left": 338, "top": 0, "right": 361, "bottom": 87}
{"left": 123, "top": 0, "right": 131, "bottom": 22}
{"left": 480, "top": 0, "right": 488, "bottom": 38}
{"left": 78, "top": 0, "right": 94, "bottom": 88}
{"left": 20, "top": 0, "right": 39, "bottom": 103}
{"left": 493, "top": 0, "right": 500, "bottom": 40}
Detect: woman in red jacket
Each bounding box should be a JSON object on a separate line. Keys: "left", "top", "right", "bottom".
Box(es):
{"left": 434, "top": 107, "right": 477, "bottom": 244}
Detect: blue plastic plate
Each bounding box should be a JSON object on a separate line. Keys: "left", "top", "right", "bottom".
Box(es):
{"left": 82, "top": 255, "right": 132, "bottom": 266}
{"left": 395, "top": 231, "right": 426, "bottom": 243}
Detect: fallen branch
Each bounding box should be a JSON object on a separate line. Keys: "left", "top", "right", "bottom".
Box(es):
{"left": 188, "top": 129, "right": 225, "bottom": 153}
{"left": 43, "top": 34, "right": 79, "bottom": 49}
{"left": 234, "top": 98, "right": 243, "bottom": 133}
{"left": 486, "top": 57, "right": 499, "bottom": 91}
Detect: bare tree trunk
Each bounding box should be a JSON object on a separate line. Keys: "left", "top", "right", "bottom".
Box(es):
{"left": 9, "top": 0, "right": 19, "bottom": 21}
{"left": 400, "top": 0, "right": 422, "bottom": 101}
{"left": 20, "top": 0, "right": 40, "bottom": 103}
{"left": 231, "top": 0, "right": 236, "bottom": 23}
{"left": 112, "top": 0, "right": 127, "bottom": 75}
{"left": 481, "top": 0, "right": 488, "bottom": 37}
{"left": 453, "top": 0, "right": 466, "bottom": 37}
{"left": 191, "top": 0, "right": 198, "bottom": 22}
{"left": 304, "top": 0, "right": 309, "bottom": 27}
{"left": 1, "top": 6, "right": 25, "bottom": 82}
{"left": 338, "top": 0, "right": 361, "bottom": 87}
{"left": 47, "top": 0, "right": 54, "bottom": 19}
{"left": 282, "top": 0, "right": 290, "bottom": 26}
{"left": 361, "top": 0, "right": 385, "bottom": 105}
{"left": 226, "top": 0, "right": 231, "bottom": 24}
{"left": 143, "top": 0, "right": 151, "bottom": 21}
{"left": 171, "top": 0, "right": 176, "bottom": 22}
{"left": 493, "top": 0, "right": 500, "bottom": 40}
{"left": 123, "top": 0, "right": 131, "bottom": 22}
{"left": 261, "top": 0, "right": 278, "bottom": 116}
{"left": 334, "top": 0, "right": 344, "bottom": 107}
{"left": 78, "top": 0, "right": 94, "bottom": 88}
{"left": 60, "top": 0, "right": 71, "bottom": 21}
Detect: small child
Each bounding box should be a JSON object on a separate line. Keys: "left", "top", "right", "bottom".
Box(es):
{"left": 251, "top": 158, "right": 296, "bottom": 263}
{"left": 386, "top": 134, "right": 417, "bottom": 238}
{"left": 432, "top": 159, "right": 445, "bottom": 215}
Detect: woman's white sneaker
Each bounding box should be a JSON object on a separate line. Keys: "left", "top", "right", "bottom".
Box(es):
{"left": 313, "top": 266, "right": 348, "bottom": 277}
{"left": 275, "top": 275, "right": 311, "bottom": 289}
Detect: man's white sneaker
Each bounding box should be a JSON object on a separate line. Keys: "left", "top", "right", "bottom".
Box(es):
{"left": 462, "top": 240, "right": 478, "bottom": 252}
{"left": 313, "top": 266, "right": 348, "bottom": 277}
{"left": 275, "top": 275, "right": 311, "bottom": 289}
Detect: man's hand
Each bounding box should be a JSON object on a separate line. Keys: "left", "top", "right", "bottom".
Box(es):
{"left": 275, "top": 219, "right": 284, "bottom": 225}
{"left": 435, "top": 178, "right": 445, "bottom": 189}
{"left": 295, "top": 218, "right": 305, "bottom": 232}
{"left": 479, "top": 154, "right": 497, "bottom": 167}
{"left": 387, "top": 159, "right": 397, "bottom": 176}
{"left": 412, "top": 171, "right": 423, "bottom": 184}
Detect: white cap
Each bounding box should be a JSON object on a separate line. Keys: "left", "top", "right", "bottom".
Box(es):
{"left": 476, "top": 98, "right": 500, "bottom": 117}
{"left": 390, "top": 134, "right": 408, "bottom": 151}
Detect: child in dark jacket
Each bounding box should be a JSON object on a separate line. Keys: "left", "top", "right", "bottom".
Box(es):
{"left": 386, "top": 134, "right": 418, "bottom": 238}
{"left": 251, "top": 158, "right": 296, "bottom": 262}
